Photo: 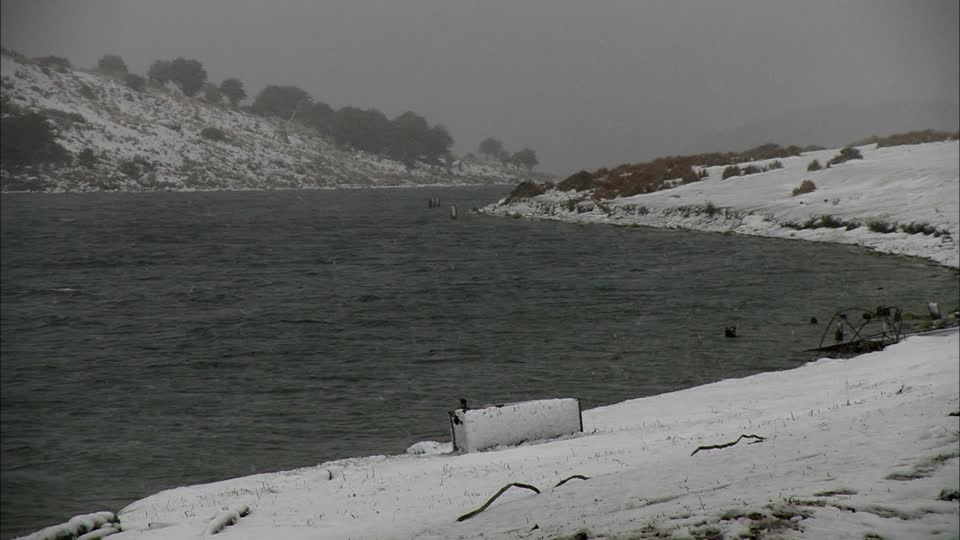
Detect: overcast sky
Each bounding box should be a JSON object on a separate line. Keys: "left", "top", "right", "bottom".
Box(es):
{"left": 2, "top": 0, "right": 958, "bottom": 173}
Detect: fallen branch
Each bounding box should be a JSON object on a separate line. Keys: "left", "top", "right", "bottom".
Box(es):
{"left": 554, "top": 474, "right": 590, "bottom": 488}
{"left": 691, "top": 434, "right": 766, "bottom": 456}
{"left": 456, "top": 483, "right": 541, "bottom": 522}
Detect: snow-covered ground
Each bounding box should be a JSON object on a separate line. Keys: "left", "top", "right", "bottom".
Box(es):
{"left": 482, "top": 141, "right": 960, "bottom": 268}
{"left": 0, "top": 52, "right": 542, "bottom": 191}
{"left": 83, "top": 329, "right": 957, "bottom": 540}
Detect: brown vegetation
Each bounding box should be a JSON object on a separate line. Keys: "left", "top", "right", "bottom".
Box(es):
{"left": 554, "top": 143, "right": 803, "bottom": 199}
{"left": 792, "top": 179, "right": 816, "bottom": 196}
{"left": 854, "top": 129, "right": 959, "bottom": 149}
{"left": 505, "top": 180, "right": 551, "bottom": 202}
{"left": 826, "top": 147, "right": 862, "bottom": 167}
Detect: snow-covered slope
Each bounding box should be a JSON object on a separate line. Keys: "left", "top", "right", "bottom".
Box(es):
{"left": 0, "top": 53, "right": 542, "bottom": 191}
{"left": 104, "top": 330, "right": 959, "bottom": 540}
{"left": 483, "top": 141, "right": 960, "bottom": 267}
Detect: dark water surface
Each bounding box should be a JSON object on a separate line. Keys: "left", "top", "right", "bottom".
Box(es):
{"left": 1, "top": 186, "right": 957, "bottom": 537}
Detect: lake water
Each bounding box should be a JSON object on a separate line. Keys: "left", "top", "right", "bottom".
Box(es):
{"left": 1, "top": 186, "right": 957, "bottom": 538}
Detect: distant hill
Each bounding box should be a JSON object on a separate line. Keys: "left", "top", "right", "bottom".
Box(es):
{"left": 695, "top": 100, "right": 960, "bottom": 153}
{"left": 0, "top": 52, "right": 547, "bottom": 192}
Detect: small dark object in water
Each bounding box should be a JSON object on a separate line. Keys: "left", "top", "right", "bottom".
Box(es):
{"left": 725, "top": 326, "right": 737, "bottom": 338}
{"left": 809, "top": 317, "right": 818, "bottom": 324}
{"left": 459, "top": 398, "right": 468, "bottom": 411}
{"left": 834, "top": 323, "right": 845, "bottom": 342}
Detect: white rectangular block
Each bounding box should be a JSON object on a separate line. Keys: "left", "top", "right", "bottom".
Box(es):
{"left": 448, "top": 398, "right": 582, "bottom": 452}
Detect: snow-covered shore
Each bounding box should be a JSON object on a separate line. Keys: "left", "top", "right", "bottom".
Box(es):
{"left": 103, "top": 330, "right": 958, "bottom": 539}
{"left": 482, "top": 141, "right": 960, "bottom": 268}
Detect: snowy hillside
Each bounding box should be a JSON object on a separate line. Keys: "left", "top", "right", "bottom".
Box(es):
{"left": 483, "top": 141, "right": 960, "bottom": 267}
{"left": 0, "top": 52, "right": 543, "bottom": 192}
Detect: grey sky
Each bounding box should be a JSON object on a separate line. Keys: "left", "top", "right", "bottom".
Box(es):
{"left": 2, "top": 0, "right": 958, "bottom": 174}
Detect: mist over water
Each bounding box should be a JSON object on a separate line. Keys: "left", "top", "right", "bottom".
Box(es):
{"left": 2, "top": 186, "right": 958, "bottom": 538}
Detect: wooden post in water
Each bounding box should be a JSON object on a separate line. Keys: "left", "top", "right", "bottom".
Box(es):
{"left": 450, "top": 205, "right": 458, "bottom": 220}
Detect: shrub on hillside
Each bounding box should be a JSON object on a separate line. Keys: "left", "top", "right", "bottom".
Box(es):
{"left": 722, "top": 165, "right": 742, "bottom": 179}
{"left": 200, "top": 126, "right": 227, "bottom": 142}
{"left": 900, "top": 221, "right": 937, "bottom": 235}
{"left": 117, "top": 155, "right": 157, "bottom": 178}
{"left": 557, "top": 170, "right": 598, "bottom": 192}
{"left": 32, "top": 56, "right": 71, "bottom": 71}
{"left": 203, "top": 83, "right": 222, "bottom": 104}
{"left": 767, "top": 160, "right": 784, "bottom": 170}
{"left": 147, "top": 60, "right": 172, "bottom": 84}
{"left": 866, "top": 219, "right": 897, "bottom": 234}
{"left": 807, "top": 159, "right": 822, "bottom": 171}
{"left": 77, "top": 82, "right": 97, "bottom": 100}
{"left": 827, "top": 147, "right": 862, "bottom": 167}
{"left": 0, "top": 46, "right": 27, "bottom": 62}
{"left": 125, "top": 73, "right": 146, "bottom": 92}
{"left": 329, "top": 106, "right": 390, "bottom": 154}
{"left": 511, "top": 148, "right": 539, "bottom": 171}
{"left": 219, "top": 78, "right": 246, "bottom": 106}
{"left": 0, "top": 111, "right": 70, "bottom": 170}
{"left": 742, "top": 164, "right": 762, "bottom": 175}
{"left": 874, "top": 129, "right": 960, "bottom": 148}
{"left": 77, "top": 148, "right": 97, "bottom": 168}
{"left": 97, "top": 54, "right": 127, "bottom": 76}
{"left": 168, "top": 57, "right": 207, "bottom": 97}
{"left": 818, "top": 214, "right": 846, "bottom": 228}
{"left": 557, "top": 142, "right": 811, "bottom": 200}
{"left": 479, "top": 137, "right": 505, "bottom": 159}
{"left": 42, "top": 108, "right": 86, "bottom": 126}
{"left": 118, "top": 159, "right": 141, "bottom": 178}
{"left": 792, "top": 179, "right": 816, "bottom": 196}
{"left": 305, "top": 101, "right": 334, "bottom": 134}
{"left": 0, "top": 95, "right": 21, "bottom": 116}
{"left": 739, "top": 143, "right": 802, "bottom": 161}
{"left": 252, "top": 85, "right": 313, "bottom": 119}
{"left": 505, "top": 180, "right": 548, "bottom": 202}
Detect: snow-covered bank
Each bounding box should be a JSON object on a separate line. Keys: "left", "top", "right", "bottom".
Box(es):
{"left": 482, "top": 141, "right": 960, "bottom": 268}
{"left": 107, "top": 330, "right": 959, "bottom": 540}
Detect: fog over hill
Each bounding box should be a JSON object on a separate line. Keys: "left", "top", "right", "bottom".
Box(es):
{"left": 1, "top": 0, "right": 957, "bottom": 174}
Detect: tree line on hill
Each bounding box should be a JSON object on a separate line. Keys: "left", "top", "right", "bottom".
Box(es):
{"left": 476, "top": 137, "right": 539, "bottom": 171}
{"left": 96, "top": 52, "right": 535, "bottom": 169}
{"left": 2, "top": 47, "right": 543, "bottom": 172}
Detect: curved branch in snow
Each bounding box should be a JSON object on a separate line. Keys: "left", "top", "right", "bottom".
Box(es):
{"left": 690, "top": 434, "right": 766, "bottom": 456}
{"left": 456, "top": 483, "right": 541, "bottom": 522}
{"left": 554, "top": 474, "right": 590, "bottom": 488}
